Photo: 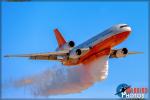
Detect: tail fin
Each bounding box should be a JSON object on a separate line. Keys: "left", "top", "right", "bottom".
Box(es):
{"left": 54, "top": 29, "right": 66, "bottom": 47}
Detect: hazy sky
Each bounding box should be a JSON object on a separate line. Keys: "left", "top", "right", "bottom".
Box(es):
{"left": 2, "top": 1, "right": 148, "bottom": 99}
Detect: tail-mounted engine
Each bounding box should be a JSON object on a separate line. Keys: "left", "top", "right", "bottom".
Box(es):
{"left": 110, "top": 48, "right": 128, "bottom": 58}
{"left": 56, "top": 41, "right": 75, "bottom": 51}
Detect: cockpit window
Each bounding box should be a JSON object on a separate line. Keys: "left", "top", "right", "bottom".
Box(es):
{"left": 120, "top": 25, "right": 128, "bottom": 28}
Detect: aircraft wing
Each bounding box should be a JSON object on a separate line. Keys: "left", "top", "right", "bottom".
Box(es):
{"left": 4, "top": 50, "right": 69, "bottom": 60}
{"left": 128, "top": 51, "right": 143, "bottom": 54}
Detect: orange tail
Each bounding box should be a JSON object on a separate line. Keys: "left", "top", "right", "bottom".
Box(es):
{"left": 54, "top": 29, "right": 66, "bottom": 47}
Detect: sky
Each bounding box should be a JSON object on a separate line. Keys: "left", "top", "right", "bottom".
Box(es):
{"left": 1, "top": 1, "right": 149, "bottom": 99}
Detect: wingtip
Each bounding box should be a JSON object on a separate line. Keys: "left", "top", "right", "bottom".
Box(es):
{"left": 128, "top": 51, "right": 144, "bottom": 54}
{"left": 4, "top": 55, "right": 8, "bottom": 57}
{"left": 4, "top": 55, "right": 17, "bottom": 57}
{"left": 135, "top": 52, "right": 144, "bottom": 54}
{"left": 4, "top": 55, "right": 12, "bottom": 57}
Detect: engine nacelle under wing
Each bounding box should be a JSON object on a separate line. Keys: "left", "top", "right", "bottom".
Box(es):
{"left": 110, "top": 48, "right": 128, "bottom": 58}
{"left": 69, "top": 48, "right": 90, "bottom": 59}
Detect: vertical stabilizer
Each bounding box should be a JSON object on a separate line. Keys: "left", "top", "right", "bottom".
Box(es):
{"left": 54, "top": 29, "right": 66, "bottom": 47}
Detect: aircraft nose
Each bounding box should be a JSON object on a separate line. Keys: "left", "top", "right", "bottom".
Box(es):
{"left": 124, "top": 26, "right": 132, "bottom": 32}
{"left": 119, "top": 24, "right": 132, "bottom": 32}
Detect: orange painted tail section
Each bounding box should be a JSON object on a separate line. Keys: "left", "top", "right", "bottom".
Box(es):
{"left": 54, "top": 29, "right": 66, "bottom": 47}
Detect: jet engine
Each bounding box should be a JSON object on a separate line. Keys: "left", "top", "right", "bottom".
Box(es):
{"left": 56, "top": 41, "right": 75, "bottom": 51}
{"left": 76, "top": 49, "right": 82, "bottom": 55}
{"left": 69, "top": 49, "right": 82, "bottom": 59}
{"left": 110, "top": 48, "right": 128, "bottom": 58}
{"left": 69, "top": 48, "right": 90, "bottom": 59}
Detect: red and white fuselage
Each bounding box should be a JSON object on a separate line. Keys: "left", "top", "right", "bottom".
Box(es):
{"left": 6, "top": 24, "right": 138, "bottom": 67}
{"left": 62, "top": 24, "right": 131, "bottom": 65}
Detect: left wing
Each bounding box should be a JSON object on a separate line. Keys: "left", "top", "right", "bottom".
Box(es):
{"left": 128, "top": 51, "right": 143, "bottom": 55}
{"left": 4, "top": 50, "right": 69, "bottom": 60}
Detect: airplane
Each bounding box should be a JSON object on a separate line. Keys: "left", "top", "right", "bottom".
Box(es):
{"left": 5, "top": 24, "right": 142, "bottom": 67}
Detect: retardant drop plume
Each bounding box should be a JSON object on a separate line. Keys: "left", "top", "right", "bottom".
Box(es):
{"left": 4, "top": 56, "right": 108, "bottom": 96}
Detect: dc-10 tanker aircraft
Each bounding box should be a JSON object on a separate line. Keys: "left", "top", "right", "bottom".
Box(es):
{"left": 5, "top": 24, "right": 143, "bottom": 95}
{"left": 5, "top": 24, "right": 142, "bottom": 66}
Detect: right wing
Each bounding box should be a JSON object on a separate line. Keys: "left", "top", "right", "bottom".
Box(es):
{"left": 4, "top": 50, "right": 69, "bottom": 61}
